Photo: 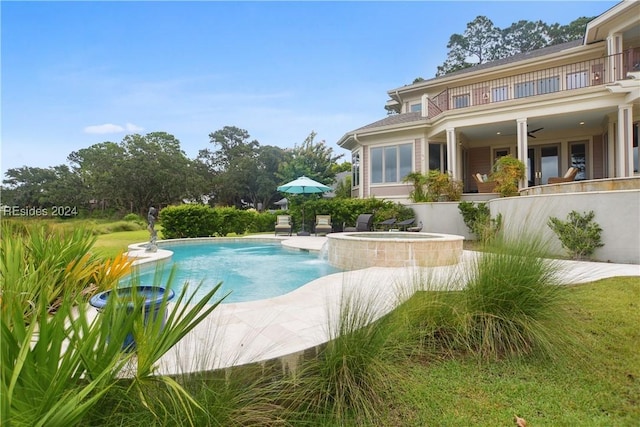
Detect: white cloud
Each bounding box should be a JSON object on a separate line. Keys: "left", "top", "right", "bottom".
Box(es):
{"left": 125, "top": 123, "right": 144, "bottom": 132}
{"left": 84, "top": 123, "right": 144, "bottom": 134}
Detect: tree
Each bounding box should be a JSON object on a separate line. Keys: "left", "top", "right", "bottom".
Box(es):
{"left": 502, "top": 20, "right": 551, "bottom": 56}
{"left": 68, "top": 141, "right": 126, "bottom": 211}
{"left": 69, "top": 132, "right": 201, "bottom": 215}
{"left": 436, "top": 16, "right": 504, "bottom": 76}
{"left": 1, "top": 165, "right": 86, "bottom": 210}
{"left": 197, "top": 126, "right": 261, "bottom": 208}
{"left": 118, "top": 132, "right": 199, "bottom": 214}
{"left": 548, "top": 16, "right": 593, "bottom": 44}
{"left": 250, "top": 145, "right": 288, "bottom": 210}
{"left": 276, "top": 131, "right": 343, "bottom": 186}
{"left": 434, "top": 15, "right": 595, "bottom": 77}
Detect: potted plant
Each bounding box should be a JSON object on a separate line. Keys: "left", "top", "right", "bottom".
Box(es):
{"left": 490, "top": 155, "right": 526, "bottom": 197}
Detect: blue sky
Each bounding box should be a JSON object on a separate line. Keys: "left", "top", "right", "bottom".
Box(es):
{"left": 1, "top": 0, "right": 618, "bottom": 176}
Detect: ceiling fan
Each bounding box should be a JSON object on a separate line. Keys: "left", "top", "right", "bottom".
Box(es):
{"left": 527, "top": 127, "right": 544, "bottom": 138}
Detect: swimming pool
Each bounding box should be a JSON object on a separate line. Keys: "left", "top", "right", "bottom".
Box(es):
{"left": 129, "top": 240, "right": 340, "bottom": 303}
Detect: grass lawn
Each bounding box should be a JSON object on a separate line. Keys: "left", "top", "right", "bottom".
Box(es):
{"left": 92, "top": 229, "right": 152, "bottom": 259}
{"left": 375, "top": 276, "right": 640, "bottom": 426}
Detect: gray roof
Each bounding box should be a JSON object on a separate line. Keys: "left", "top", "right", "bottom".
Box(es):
{"left": 439, "top": 39, "right": 584, "bottom": 79}
{"left": 353, "top": 112, "right": 425, "bottom": 133}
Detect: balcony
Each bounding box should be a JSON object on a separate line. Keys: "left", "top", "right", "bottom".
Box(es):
{"left": 427, "top": 48, "right": 640, "bottom": 119}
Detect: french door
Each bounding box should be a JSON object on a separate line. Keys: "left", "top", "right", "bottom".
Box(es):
{"left": 528, "top": 145, "right": 560, "bottom": 186}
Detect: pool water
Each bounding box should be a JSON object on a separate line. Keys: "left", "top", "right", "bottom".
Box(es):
{"left": 129, "top": 241, "right": 340, "bottom": 303}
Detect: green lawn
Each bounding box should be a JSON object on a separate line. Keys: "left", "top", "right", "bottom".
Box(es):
{"left": 374, "top": 277, "right": 640, "bottom": 426}
{"left": 92, "top": 229, "right": 151, "bottom": 259}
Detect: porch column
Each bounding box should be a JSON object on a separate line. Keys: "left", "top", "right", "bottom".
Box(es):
{"left": 446, "top": 128, "right": 459, "bottom": 179}
{"left": 616, "top": 104, "right": 633, "bottom": 177}
{"left": 516, "top": 118, "right": 529, "bottom": 188}
{"left": 607, "top": 119, "right": 616, "bottom": 177}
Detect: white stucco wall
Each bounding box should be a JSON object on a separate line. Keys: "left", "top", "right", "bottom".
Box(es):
{"left": 490, "top": 190, "right": 640, "bottom": 264}
{"left": 407, "top": 189, "right": 640, "bottom": 264}
{"left": 407, "top": 202, "right": 473, "bottom": 240}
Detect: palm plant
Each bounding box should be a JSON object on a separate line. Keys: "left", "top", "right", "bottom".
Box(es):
{"left": 1, "top": 223, "right": 229, "bottom": 426}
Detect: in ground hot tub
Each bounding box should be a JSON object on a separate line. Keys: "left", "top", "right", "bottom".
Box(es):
{"left": 326, "top": 232, "right": 464, "bottom": 270}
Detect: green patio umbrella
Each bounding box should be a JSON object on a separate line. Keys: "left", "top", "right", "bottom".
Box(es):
{"left": 277, "top": 176, "right": 332, "bottom": 236}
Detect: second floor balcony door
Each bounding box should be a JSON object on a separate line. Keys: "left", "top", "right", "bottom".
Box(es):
{"left": 528, "top": 145, "right": 560, "bottom": 186}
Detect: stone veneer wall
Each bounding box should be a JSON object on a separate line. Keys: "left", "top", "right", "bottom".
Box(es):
{"left": 327, "top": 233, "right": 463, "bottom": 270}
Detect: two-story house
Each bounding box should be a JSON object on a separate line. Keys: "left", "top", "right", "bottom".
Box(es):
{"left": 338, "top": 0, "right": 639, "bottom": 200}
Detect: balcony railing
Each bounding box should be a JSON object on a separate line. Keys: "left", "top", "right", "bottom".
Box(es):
{"left": 427, "top": 48, "right": 640, "bottom": 118}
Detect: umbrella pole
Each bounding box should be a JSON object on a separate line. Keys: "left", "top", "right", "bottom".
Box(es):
{"left": 297, "top": 199, "right": 310, "bottom": 236}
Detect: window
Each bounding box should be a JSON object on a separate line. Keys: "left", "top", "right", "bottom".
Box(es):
{"left": 493, "top": 148, "right": 510, "bottom": 161}
{"left": 567, "top": 71, "right": 588, "bottom": 89}
{"left": 399, "top": 144, "right": 413, "bottom": 179}
{"left": 351, "top": 151, "right": 360, "bottom": 187}
{"left": 492, "top": 86, "right": 508, "bottom": 102}
{"left": 453, "top": 94, "right": 469, "bottom": 109}
{"left": 410, "top": 103, "right": 422, "bottom": 112}
{"left": 428, "top": 143, "right": 447, "bottom": 171}
{"left": 515, "top": 81, "right": 535, "bottom": 98}
{"left": 384, "top": 147, "right": 397, "bottom": 182}
{"left": 370, "top": 143, "right": 413, "bottom": 184}
{"left": 537, "top": 76, "right": 560, "bottom": 94}
{"left": 569, "top": 142, "right": 587, "bottom": 180}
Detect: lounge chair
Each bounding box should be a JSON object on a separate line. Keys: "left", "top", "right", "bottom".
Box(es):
{"left": 473, "top": 173, "right": 497, "bottom": 193}
{"left": 274, "top": 215, "right": 292, "bottom": 236}
{"left": 343, "top": 213, "right": 374, "bottom": 232}
{"left": 314, "top": 215, "right": 332, "bottom": 236}
{"left": 548, "top": 167, "right": 578, "bottom": 184}
{"left": 376, "top": 218, "right": 397, "bottom": 231}
{"left": 407, "top": 221, "right": 423, "bottom": 232}
{"left": 396, "top": 218, "right": 415, "bottom": 231}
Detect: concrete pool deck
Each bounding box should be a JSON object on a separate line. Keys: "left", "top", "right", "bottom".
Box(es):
{"left": 125, "top": 235, "right": 639, "bottom": 376}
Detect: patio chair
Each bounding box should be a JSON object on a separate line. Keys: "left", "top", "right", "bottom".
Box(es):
{"left": 343, "top": 213, "right": 374, "bottom": 232}
{"left": 548, "top": 167, "right": 578, "bottom": 184}
{"left": 396, "top": 218, "right": 415, "bottom": 231}
{"left": 376, "top": 218, "right": 397, "bottom": 231}
{"left": 407, "top": 221, "right": 423, "bottom": 232}
{"left": 473, "top": 173, "right": 497, "bottom": 193}
{"left": 274, "top": 215, "right": 292, "bottom": 236}
{"left": 314, "top": 215, "right": 332, "bottom": 236}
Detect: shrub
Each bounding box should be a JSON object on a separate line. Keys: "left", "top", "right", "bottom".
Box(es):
{"left": 548, "top": 210, "right": 604, "bottom": 260}
{"left": 458, "top": 201, "right": 502, "bottom": 243}
{"left": 93, "top": 220, "right": 145, "bottom": 234}
{"left": 123, "top": 213, "right": 143, "bottom": 222}
{"left": 246, "top": 210, "right": 279, "bottom": 233}
{"left": 160, "top": 204, "right": 217, "bottom": 238}
{"left": 299, "top": 197, "right": 414, "bottom": 232}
